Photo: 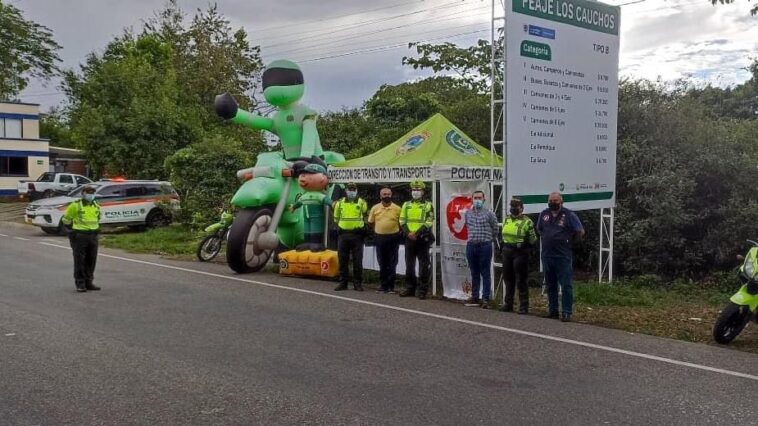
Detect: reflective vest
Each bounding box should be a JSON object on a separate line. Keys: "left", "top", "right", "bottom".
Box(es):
{"left": 400, "top": 200, "right": 434, "bottom": 233}
{"left": 502, "top": 215, "right": 536, "bottom": 245}
{"left": 63, "top": 200, "right": 101, "bottom": 231}
{"left": 334, "top": 197, "right": 367, "bottom": 230}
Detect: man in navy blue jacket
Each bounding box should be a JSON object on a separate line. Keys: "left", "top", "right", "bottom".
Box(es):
{"left": 536, "top": 192, "right": 584, "bottom": 322}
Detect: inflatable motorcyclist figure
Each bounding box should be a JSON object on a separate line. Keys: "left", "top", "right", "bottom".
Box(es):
{"left": 214, "top": 59, "right": 344, "bottom": 273}
{"left": 288, "top": 163, "right": 331, "bottom": 252}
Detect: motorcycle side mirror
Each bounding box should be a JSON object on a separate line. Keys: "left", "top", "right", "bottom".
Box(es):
{"left": 737, "top": 254, "right": 745, "bottom": 261}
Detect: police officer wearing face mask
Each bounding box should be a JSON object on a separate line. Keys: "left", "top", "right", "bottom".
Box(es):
{"left": 500, "top": 198, "right": 537, "bottom": 314}
{"left": 62, "top": 185, "right": 101, "bottom": 292}
{"left": 536, "top": 192, "right": 584, "bottom": 322}
{"left": 333, "top": 182, "right": 368, "bottom": 291}
{"left": 399, "top": 180, "right": 435, "bottom": 299}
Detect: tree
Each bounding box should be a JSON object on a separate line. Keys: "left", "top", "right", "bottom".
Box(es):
{"left": 40, "top": 107, "right": 73, "bottom": 148}
{"left": 402, "top": 36, "right": 502, "bottom": 93}
{"left": 165, "top": 134, "right": 253, "bottom": 226}
{"left": 711, "top": 0, "right": 758, "bottom": 15}
{"left": 145, "top": 1, "right": 263, "bottom": 115}
{"left": 687, "top": 60, "right": 758, "bottom": 119}
{"left": 64, "top": 34, "right": 203, "bottom": 179}
{"left": 366, "top": 76, "right": 490, "bottom": 149}
{"left": 0, "top": 1, "right": 61, "bottom": 99}
{"left": 64, "top": 2, "right": 264, "bottom": 181}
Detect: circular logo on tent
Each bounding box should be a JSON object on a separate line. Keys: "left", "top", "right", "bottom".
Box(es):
{"left": 396, "top": 131, "right": 430, "bottom": 155}
{"left": 446, "top": 195, "right": 472, "bottom": 241}
{"left": 445, "top": 130, "right": 478, "bottom": 156}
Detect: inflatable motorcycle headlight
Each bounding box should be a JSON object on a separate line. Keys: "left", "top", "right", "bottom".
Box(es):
{"left": 745, "top": 258, "right": 756, "bottom": 278}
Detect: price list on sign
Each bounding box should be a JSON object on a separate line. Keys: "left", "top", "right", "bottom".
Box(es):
{"left": 505, "top": 0, "right": 620, "bottom": 213}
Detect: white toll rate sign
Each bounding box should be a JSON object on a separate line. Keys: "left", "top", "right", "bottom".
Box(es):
{"left": 505, "top": 0, "right": 620, "bottom": 213}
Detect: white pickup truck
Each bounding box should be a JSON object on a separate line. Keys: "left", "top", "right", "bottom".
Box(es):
{"left": 17, "top": 172, "right": 93, "bottom": 200}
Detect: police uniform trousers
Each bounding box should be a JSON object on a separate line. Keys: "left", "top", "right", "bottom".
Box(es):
{"left": 404, "top": 236, "right": 431, "bottom": 294}
{"left": 502, "top": 246, "right": 529, "bottom": 310}
{"left": 69, "top": 230, "right": 99, "bottom": 287}
{"left": 337, "top": 230, "right": 364, "bottom": 286}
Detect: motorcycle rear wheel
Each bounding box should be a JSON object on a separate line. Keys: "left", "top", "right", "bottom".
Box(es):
{"left": 713, "top": 302, "right": 751, "bottom": 344}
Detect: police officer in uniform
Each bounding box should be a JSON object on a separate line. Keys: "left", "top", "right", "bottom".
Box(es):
{"left": 333, "top": 182, "right": 368, "bottom": 291}
{"left": 500, "top": 198, "right": 537, "bottom": 314}
{"left": 62, "top": 185, "right": 101, "bottom": 292}
{"left": 399, "top": 180, "right": 435, "bottom": 299}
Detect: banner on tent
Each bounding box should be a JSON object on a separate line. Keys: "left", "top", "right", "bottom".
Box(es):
{"left": 440, "top": 180, "right": 491, "bottom": 300}
{"left": 436, "top": 166, "right": 503, "bottom": 182}
{"left": 328, "top": 166, "right": 433, "bottom": 183}
{"left": 328, "top": 166, "right": 503, "bottom": 183}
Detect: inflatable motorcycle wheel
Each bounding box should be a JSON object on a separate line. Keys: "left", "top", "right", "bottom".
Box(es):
{"left": 713, "top": 302, "right": 751, "bottom": 344}
{"left": 227, "top": 206, "right": 276, "bottom": 273}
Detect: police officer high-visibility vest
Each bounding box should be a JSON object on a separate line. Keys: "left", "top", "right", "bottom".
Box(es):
{"left": 62, "top": 200, "right": 101, "bottom": 231}
{"left": 334, "top": 197, "right": 367, "bottom": 230}
{"left": 502, "top": 215, "right": 536, "bottom": 245}
{"left": 400, "top": 200, "right": 434, "bottom": 233}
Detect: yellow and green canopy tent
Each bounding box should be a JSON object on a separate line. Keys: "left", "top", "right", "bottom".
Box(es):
{"left": 328, "top": 113, "right": 502, "bottom": 183}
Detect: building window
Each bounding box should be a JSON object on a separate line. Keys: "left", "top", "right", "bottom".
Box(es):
{"left": 0, "top": 156, "right": 28, "bottom": 176}
{"left": 1, "top": 118, "right": 22, "bottom": 138}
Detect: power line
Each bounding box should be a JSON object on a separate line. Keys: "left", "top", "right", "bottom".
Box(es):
{"left": 260, "top": 0, "right": 470, "bottom": 49}
{"left": 251, "top": 0, "right": 432, "bottom": 36}
{"left": 267, "top": 8, "right": 489, "bottom": 58}
{"left": 295, "top": 28, "right": 489, "bottom": 64}
{"left": 277, "top": 21, "right": 489, "bottom": 62}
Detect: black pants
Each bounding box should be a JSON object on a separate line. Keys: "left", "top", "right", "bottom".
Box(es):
{"left": 374, "top": 233, "right": 400, "bottom": 291}
{"left": 404, "top": 237, "right": 431, "bottom": 294}
{"left": 69, "top": 231, "right": 99, "bottom": 288}
{"left": 503, "top": 247, "right": 529, "bottom": 310}
{"left": 338, "top": 232, "right": 364, "bottom": 286}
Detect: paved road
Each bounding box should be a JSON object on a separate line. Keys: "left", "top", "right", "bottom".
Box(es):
{"left": 1, "top": 223, "right": 757, "bottom": 425}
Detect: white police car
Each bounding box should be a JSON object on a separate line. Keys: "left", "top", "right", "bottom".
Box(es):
{"left": 25, "top": 180, "right": 181, "bottom": 234}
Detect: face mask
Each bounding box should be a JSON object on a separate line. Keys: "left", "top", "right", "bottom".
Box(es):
{"left": 411, "top": 190, "right": 422, "bottom": 200}
{"left": 510, "top": 207, "right": 521, "bottom": 216}
{"left": 548, "top": 202, "right": 561, "bottom": 211}
{"left": 473, "top": 199, "right": 484, "bottom": 209}
{"left": 83, "top": 194, "right": 95, "bottom": 202}
{"left": 346, "top": 190, "right": 357, "bottom": 199}
{"left": 381, "top": 196, "right": 392, "bottom": 204}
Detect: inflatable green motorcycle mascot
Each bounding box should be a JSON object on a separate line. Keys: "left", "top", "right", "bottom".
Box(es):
{"left": 215, "top": 60, "right": 344, "bottom": 273}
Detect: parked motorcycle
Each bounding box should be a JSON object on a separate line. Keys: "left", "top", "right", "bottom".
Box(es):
{"left": 712, "top": 239, "right": 758, "bottom": 344}
{"left": 196, "top": 211, "right": 234, "bottom": 262}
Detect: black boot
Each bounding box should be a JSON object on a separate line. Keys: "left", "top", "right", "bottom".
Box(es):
{"left": 334, "top": 283, "right": 348, "bottom": 291}
{"left": 75, "top": 281, "right": 87, "bottom": 292}
{"left": 85, "top": 280, "right": 101, "bottom": 291}
{"left": 399, "top": 288, "right": 415, "bottom": 297}
{"left": 353, "top": 283, "right": 364, "bottom": 291}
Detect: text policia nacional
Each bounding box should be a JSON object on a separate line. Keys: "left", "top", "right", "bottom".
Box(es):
{"left": 521, "top": 0, "right": 617, "bottom": 33}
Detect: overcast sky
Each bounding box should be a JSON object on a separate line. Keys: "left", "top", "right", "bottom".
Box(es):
{"left": 12, "top": 0, "right": 758, "bottom": 112}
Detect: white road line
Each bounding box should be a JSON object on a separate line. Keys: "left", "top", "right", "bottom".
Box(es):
{"left": 36, "top": 241, "right": 758, "bottom": 382}
{"left": 0, "top": 233, "right": 8, "bottom": 237}
{"left": 13, "top": 237, "right": 29, "bottom": 241}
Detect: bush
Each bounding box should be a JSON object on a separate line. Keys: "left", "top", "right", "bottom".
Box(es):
{"left": 164, "top": 134, "right": 254, "bottom": 228}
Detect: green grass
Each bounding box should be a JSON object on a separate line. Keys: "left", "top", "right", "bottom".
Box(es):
{"left": 100, "top": 225, "right": 202, "bottom": 257}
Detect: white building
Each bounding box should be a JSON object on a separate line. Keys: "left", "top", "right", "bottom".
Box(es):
{"left": 0, "top": 102, "right": 48, "bottom": 196}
